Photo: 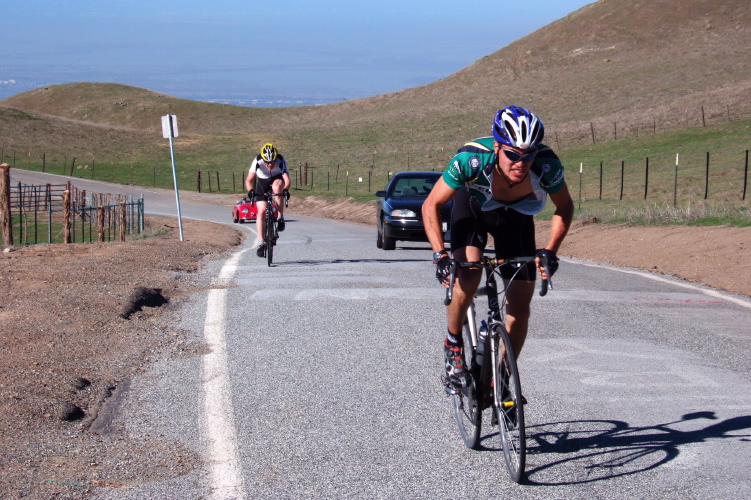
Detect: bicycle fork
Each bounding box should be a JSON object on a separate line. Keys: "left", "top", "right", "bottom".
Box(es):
{"left": 488, "top": 330, "right": 517, "bottom": 428}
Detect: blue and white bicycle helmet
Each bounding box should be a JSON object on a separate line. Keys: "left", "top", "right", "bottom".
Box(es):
{"left": 492, "top": 105, "right": 545, "bottom": 149}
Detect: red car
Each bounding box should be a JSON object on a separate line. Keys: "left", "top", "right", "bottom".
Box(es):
{"left": 232, "top": 197, "right": 279, "bottom": 223}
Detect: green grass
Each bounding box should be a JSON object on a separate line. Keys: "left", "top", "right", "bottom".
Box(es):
{"left": 556, "top": 117, "right": 751, "bottom": 226}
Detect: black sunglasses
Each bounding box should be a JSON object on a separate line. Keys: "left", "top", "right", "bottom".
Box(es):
{"left": 501, "top": 147, "right": 537, "bottom": 163}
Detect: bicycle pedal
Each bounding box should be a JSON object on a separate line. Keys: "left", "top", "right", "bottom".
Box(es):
{"left": 442, "top": 376, "right": 467, "bottom": 395}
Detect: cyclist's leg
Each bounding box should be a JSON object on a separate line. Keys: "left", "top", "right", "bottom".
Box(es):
{"left": 270, "top": 176, "right": 285, "bottom": 219}
{"left": 443, "top": 188, "right": 486, "bottom": 386}
{"left": 447, "top": 245, "right": 483, "bottom": 335}
{"left": 254, "top": 177, "right": 274, "bottom": 245}
{"left": 489, "top": 208, "right": 537, "bottom": 359}
{"left": 255, "top": 199, "right": 268, "bottom": 242}
{"left": 503, "top": 280, "right": 535, "bottom": 358}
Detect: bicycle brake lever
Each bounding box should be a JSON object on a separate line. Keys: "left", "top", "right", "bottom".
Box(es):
{"left": 539, "top": 255, "right": 550, "bottom": 297}
{"left": 444, "top": 260, "right": 457, "bottom": 305}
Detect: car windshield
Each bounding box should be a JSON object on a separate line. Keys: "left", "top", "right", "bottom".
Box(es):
{"left": 390, "top": 176, "right": 438, "bottom": 197}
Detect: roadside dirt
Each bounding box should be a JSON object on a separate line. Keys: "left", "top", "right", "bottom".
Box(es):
{"left": 1, "top": 195, "right": 748, "bottom": 498}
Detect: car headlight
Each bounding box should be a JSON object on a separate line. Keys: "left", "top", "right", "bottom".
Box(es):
{"left": 389, "top": 209, "right": 417, "bottom": 217}
{"left": 241, "top": 208, "right": 249, "bottom": 214}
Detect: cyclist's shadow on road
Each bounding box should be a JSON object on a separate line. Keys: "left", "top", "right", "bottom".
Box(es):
{"left": 510, "top": 411, "right": 751, "bottom": 486}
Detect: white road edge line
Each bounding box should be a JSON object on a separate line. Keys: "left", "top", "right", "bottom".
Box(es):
{"left": 566, "top": 258, "right": 751, "bottom": 310}
{"left": 202, "top": 249, "right": 249, "bottom": 499}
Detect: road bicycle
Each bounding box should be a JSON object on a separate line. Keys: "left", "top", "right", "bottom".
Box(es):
{"left": 444, "top": 252, "right": 551, "bottom": 483}
{"left": 251, "top": 189, "right": 289, "bottom": 267}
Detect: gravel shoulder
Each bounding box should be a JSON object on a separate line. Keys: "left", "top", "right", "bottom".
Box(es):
{"left": 0, "top": 195, "right": 748, "bottom": 498}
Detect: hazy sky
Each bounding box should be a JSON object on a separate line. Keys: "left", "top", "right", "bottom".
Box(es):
{"left": 2, "top": 0, "right": 593, "bottom": 106}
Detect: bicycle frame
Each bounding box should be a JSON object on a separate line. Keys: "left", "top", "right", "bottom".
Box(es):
{"left": 444, "top": 253, "right": 551, "bottom": 483}
{"left": 461, "top": 256, "right": 549, "bottom": 364}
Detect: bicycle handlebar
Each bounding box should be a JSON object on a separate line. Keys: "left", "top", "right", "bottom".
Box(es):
{"left": 443, "top": 254, "right": 551, "bottom": 306}
{"left": 249, "top": 189, "right": 290, "bottom": 208}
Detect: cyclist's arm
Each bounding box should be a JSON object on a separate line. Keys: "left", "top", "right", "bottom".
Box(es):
{"left": 245, "top": 159, "right": 259, "bottom": 191}
{"left": 543, "top": 181, "right": 574, "bottom": 253}
{"left": 536, "top": 181, "right": 574, "bottom": 280}
{"left": 245, "top": 171, "right": 257, "bottom": 192}
{"left": 422, "top": 176, "right": 457, "bottom": 254}
{"left": 281, "top": 171, "right": 291, "bottom": 191}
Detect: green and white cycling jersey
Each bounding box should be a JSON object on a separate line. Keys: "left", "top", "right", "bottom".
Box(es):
{"left": 442, "top": 136, "right": 566, "bottom": 216}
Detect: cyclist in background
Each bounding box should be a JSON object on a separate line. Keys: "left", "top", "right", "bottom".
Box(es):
{"left": 422, "top": 105, "right": 574, "bottom": 389}
{"left": 246, "top": 143, "right": 291, "bottom": 258}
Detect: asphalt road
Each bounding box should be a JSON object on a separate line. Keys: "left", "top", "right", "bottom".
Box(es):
{"left": 11, "top": 171, "right": 751, "bottom": 499}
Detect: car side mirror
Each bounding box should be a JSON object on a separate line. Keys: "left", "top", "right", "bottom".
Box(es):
{"left": 375, "top": 190, "right": 387, "bottom": 197}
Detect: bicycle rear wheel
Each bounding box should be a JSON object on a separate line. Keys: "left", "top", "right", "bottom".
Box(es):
{"left": 265, "top": 212, "right": 275, "bottom": 267}
{"left": 451, "top": 319, "right": 481, "bottom": 449}
{"left": 493, "top": 323, "right": 526, "bottom": 483}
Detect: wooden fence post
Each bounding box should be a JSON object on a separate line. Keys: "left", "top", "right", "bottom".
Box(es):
{"left": 62, "top": 190, "right": 71, "bottom": 243}
{"left": 119, "top": 202, "right": 126, "bottom": 242}
{"left": 704, "top": 152, "right": 710, "bottom": 200}
{"left": 742, "top": 150, "right": 748, "bottom": 201}
{"left": 97, "top": 206, "right": 105, "bottom": 242}
{"left": 0, "top": 163, "right": 12, "bottom": 247}
{"left": 674, "top": 154, "right": 679, "bottom": 208}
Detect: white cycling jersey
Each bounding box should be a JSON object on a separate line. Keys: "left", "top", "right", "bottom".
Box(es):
{"left": 249, "top": 154, "right": 288, "bottom": 179}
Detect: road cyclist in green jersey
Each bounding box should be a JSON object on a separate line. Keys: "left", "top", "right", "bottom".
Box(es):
{"left": 423, "top": 105, "right": 575, "bottom": 390}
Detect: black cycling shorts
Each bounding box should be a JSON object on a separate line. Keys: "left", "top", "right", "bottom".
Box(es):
{"left": 253, "top": 174, "right": 285, "bottom": 202}
{"left": 449, "top": 186, "right": 537, "bottom": 280}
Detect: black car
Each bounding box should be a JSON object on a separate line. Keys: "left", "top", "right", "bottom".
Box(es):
{"left": 375, "top": 171, "right": 452, "bottom": 250}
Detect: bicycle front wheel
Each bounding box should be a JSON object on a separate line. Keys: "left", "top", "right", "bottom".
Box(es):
{"left": 451, "top": 319, "right": 482, "bottom": 449}
{"left": 265, "top": 212, "right": 275, "bottom": 267}
{"left": 493, "top": 324, "right": 526, "bottom": 483}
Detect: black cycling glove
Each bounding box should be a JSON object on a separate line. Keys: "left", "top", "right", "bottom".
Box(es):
{"left": 283, "top": 189, "right": 290, "bottom": 201}
{"left": 435, "top": 255, "right": 452, "bottom": 285}
{"left": 247, "top": 189, "right": 255, "bottom": 200}
{"left": 537, "top": 249, "right": 559, "bottom": 277}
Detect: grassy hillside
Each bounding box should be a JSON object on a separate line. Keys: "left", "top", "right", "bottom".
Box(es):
{"left": 0, "top": 0, "right": 749, "bottom": 223}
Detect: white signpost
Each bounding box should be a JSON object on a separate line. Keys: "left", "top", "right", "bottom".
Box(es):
{"left": 161, "top": 114, "right": 184, "bottom": 241}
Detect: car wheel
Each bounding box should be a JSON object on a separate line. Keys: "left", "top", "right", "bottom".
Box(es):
{"left": 376, "top": 224, "right": 383, "bottom": 249}
{"left": 382, "top": 231, "right": 396, "bottom": 250}
{"left": 233, "top": 212, "right": 239, "bottom": 223}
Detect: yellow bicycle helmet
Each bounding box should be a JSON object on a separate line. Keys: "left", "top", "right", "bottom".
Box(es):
{"left": 260, "top": 143, "right": 278, "bottom": 163}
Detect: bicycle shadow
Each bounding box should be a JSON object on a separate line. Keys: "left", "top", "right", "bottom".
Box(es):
{"left": 517, "top": 411, "right": 751, "bottom": 486}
